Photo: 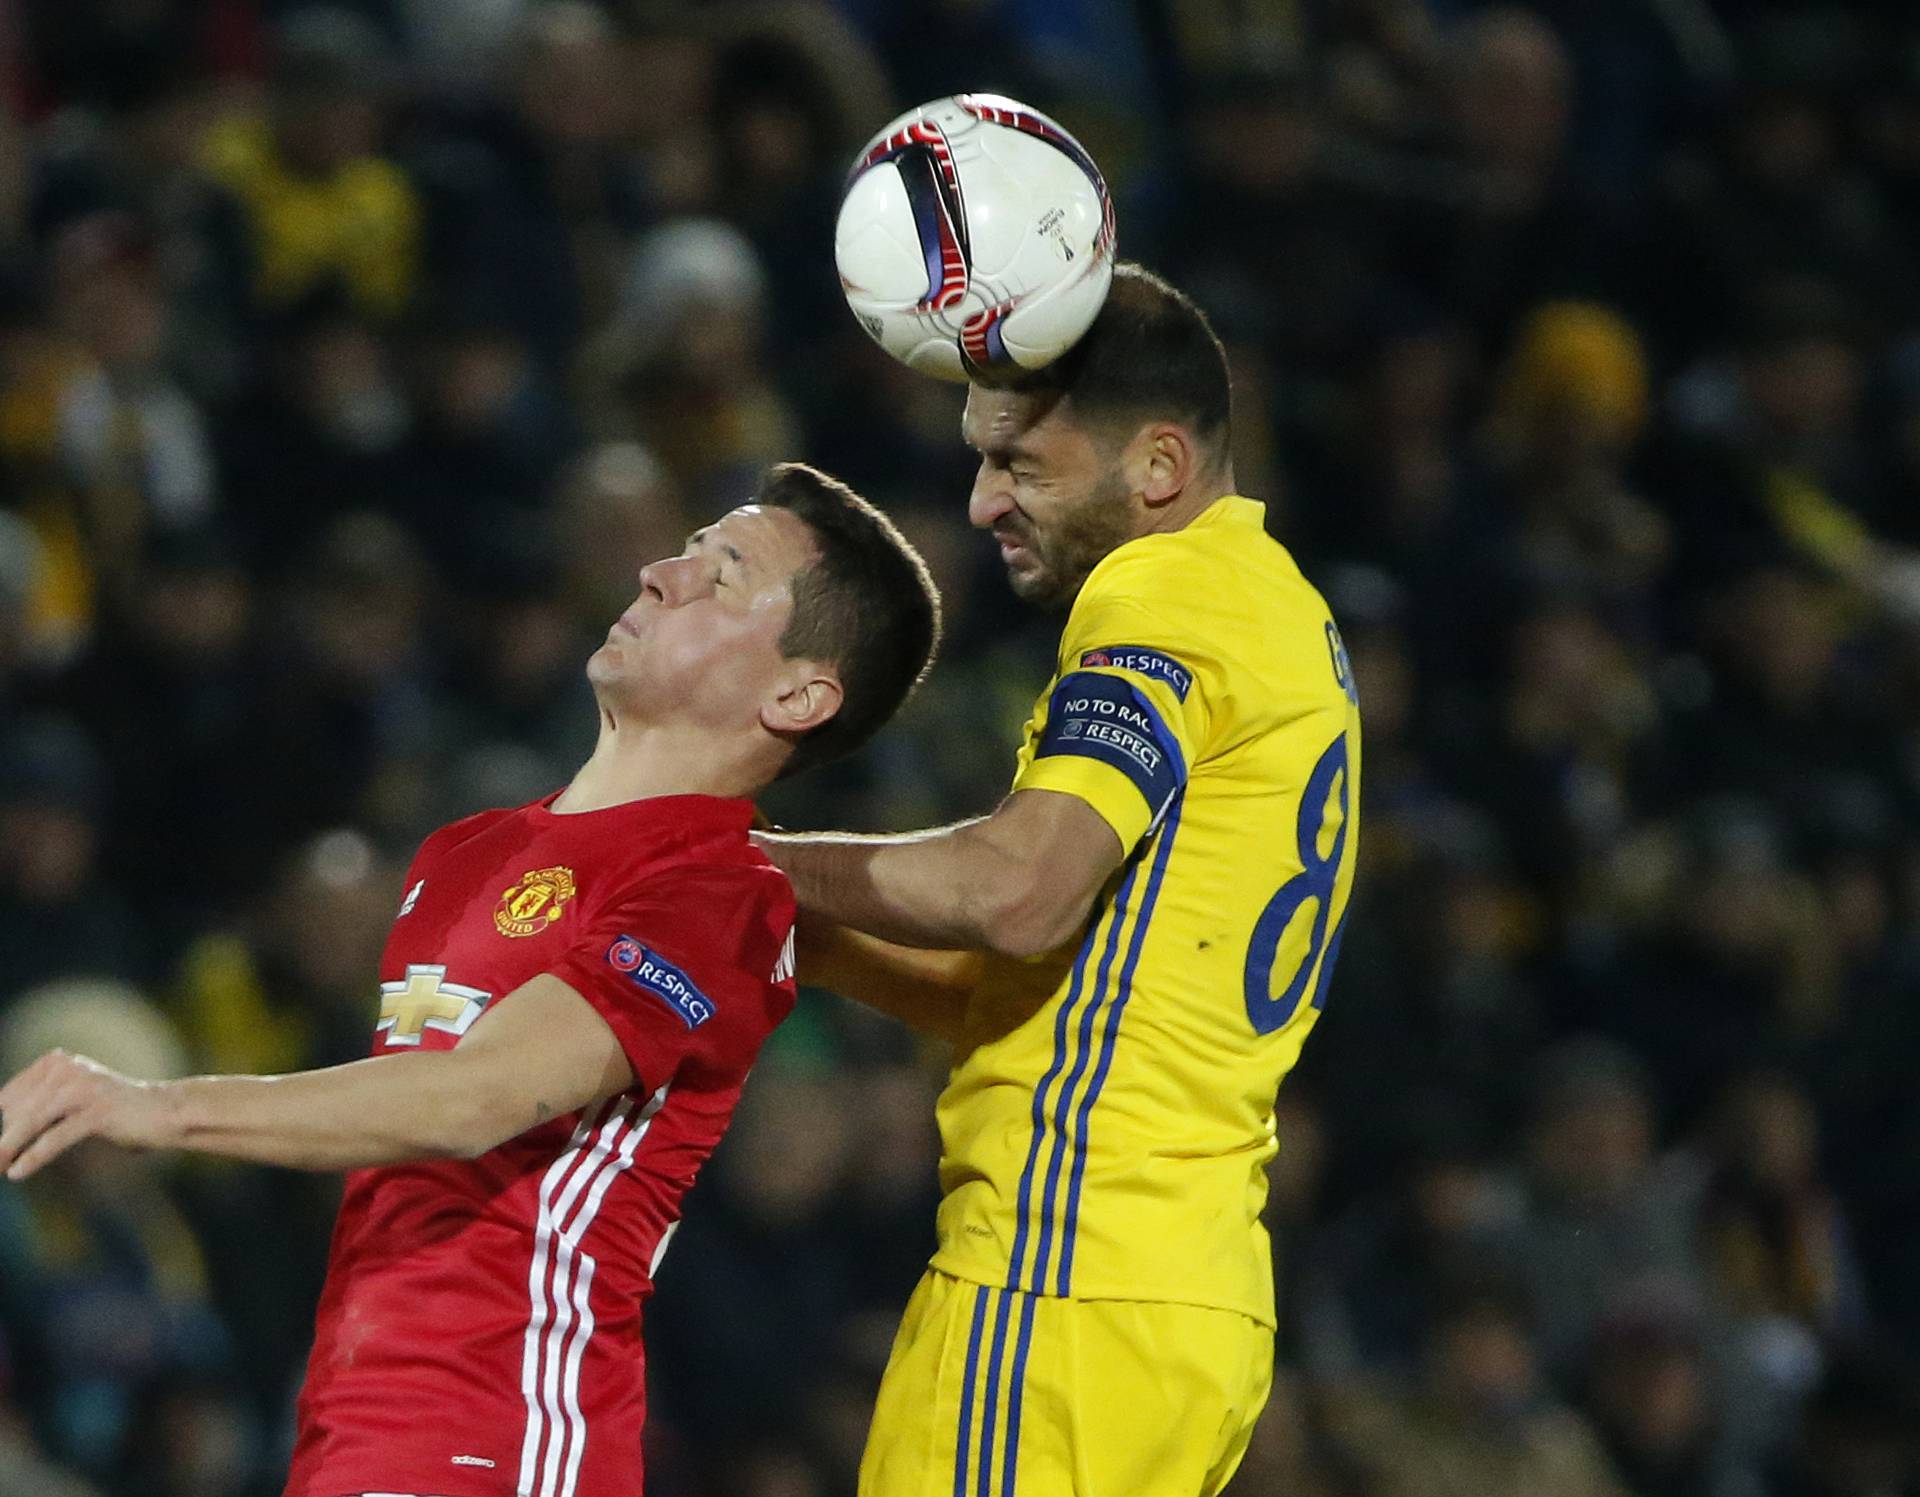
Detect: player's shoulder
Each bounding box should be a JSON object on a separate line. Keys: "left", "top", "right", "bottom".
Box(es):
{"left": 1069, "top": 498, "right": 1354, "bottom": 728}
{"left": 616, "top": 853, "right": 796, "bottom": 999}
{"left": 1083, "top": 496, "right": 1319, "bottom": 612}
{"left": 1071, "top": 496, "right": 1328, "bottom": 657}
{"left": 414, "top": 805, "right": 520, "bottom": 864}
{"left": 626, "top": 844, "right": 795, "bottom": 931}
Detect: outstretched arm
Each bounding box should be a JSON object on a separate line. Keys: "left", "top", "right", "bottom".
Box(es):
{"left": 758, "top": 789, "right": 1123, "bottom": 960}
{"left": 797, "top": 913, "right": 982, "bottom": 1045}
{"left": 0, "top": 974, "right": 633, "bottom": 1181}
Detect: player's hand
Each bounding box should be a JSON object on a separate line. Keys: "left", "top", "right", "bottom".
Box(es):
{"left": 748, "top": 805, "right": 782, "bottom": 857}
{"left": 0, "top": 1050, "right": 178, "bottom": 1182}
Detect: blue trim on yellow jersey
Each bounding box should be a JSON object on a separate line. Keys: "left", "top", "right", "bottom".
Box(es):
{"left": 954, "top": 1283, "right": 989, "bottom": 1497}
{"left": 1032, "top": 867, "right": 1136, "bottom": 1294}
{"left": 1001, "top": 1291, "right": 1039, "bottom": 1494}
{"left": 1034, "top": 672, "right": 1187, "bottom": 821}
{"left": 1005, "top": 924, "right": 1099, "bottom": 1293}
{"left": 1058, "top": 793, "right": 1186, "bottom": 1294}
{"left": 1127, "top": 685, "right": 1189, "bottom": 827}
{"left": 1002, "top": 683, "right": 1191, "bottom": 1306}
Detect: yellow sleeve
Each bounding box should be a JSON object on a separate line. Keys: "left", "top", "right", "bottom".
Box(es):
{"left": 1013, "top": 556, "right": 1213, "bottom": 857}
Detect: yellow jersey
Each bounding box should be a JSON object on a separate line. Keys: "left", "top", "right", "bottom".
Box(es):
{"left": 929, "top": 495, "right": 1361, "bottom": 1325}
{"left": 204, "top": 116, "right": 421, "bottom": 318}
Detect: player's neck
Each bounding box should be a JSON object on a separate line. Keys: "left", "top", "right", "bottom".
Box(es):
{"left": 1138, "top": 473, "right": 1236, "bottom": 539}
{"left": 553, "top": 712, "right": 766, "bottom": 813}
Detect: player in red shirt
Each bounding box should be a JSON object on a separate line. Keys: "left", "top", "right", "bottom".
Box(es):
{"left": 0, "top": 462, "right": 940, "bottom": 1497}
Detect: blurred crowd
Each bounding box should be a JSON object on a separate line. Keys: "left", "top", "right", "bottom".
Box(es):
{"left": 1, "top": 0, "right": 1918, "bottom": 1494}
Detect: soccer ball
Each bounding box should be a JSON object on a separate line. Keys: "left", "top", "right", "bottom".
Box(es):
{"left": 835, "top": 93, "right": 1116, "bottom": 382}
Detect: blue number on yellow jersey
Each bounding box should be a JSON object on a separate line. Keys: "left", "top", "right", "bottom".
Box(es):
{"left": 930, "top": 495, "right": 1361, "bottom": 1326}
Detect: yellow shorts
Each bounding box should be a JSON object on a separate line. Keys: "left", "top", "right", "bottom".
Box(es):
{"left": 860, "top": 1269, "right": 1273, "bottom": 1497}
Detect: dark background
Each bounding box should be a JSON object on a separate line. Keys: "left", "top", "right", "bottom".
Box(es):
{"left": 1, "top": 1, "right": 1918, "bottom": 1494}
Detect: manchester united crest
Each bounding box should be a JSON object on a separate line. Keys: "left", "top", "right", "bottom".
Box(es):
{"left": 493, "top": 865, "right": 577, "bottom": 938}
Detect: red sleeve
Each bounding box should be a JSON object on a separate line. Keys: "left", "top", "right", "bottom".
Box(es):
{"left": 546, "top": 862, "right": 796, "bottom": 1094}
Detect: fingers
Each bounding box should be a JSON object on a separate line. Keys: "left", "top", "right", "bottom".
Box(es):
{"left": 0, "top": 1050, "right": 58, "bottom": 1173}
{"left": 0, "top": 1050, "right": 95, "bottom": 1181}
{"left": 5, "top": 1112, "right": 92, "bottom": 1182}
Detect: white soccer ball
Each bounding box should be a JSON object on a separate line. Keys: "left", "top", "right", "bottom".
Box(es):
{"left": 835, "top": 93, "right": 1116, "bottom": 382}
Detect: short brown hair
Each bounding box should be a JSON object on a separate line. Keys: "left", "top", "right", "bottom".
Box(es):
{"left": 1001, "top": 262, "right": 1232, "bottom": 456}
{"left": 757, "top": 463, "right": 941, "bottom": 776}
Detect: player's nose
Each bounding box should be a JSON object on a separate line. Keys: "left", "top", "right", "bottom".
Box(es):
{"left": 968, "top": 463, "right": 1014, "bottom": 530}
{"left": 645, "top": 553, "right": 720, "bottom": 606}
{"left": 636, "top": 558, "right": 671, "bottom": 603}
{"left": 638, "top": 555, "right": 694, "bottom": 605}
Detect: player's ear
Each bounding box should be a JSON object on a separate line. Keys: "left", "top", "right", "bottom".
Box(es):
{"left": 1123, "top": 421, "right": 1197, "bottom": 509}
{"left": 762, "top": 665, "right": 843, "bottom": 737}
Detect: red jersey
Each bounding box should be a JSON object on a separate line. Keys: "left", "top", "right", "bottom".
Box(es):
{"left": 284, "top": 792, "right": 796, "bottom": 1497}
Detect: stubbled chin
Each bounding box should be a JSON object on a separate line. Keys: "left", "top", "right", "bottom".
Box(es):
{"left": 1008, "top": 579, "right": 1056, "bottom": 608}
{"left": 1005, "top": 562, "right": 1077, "bottom": 611}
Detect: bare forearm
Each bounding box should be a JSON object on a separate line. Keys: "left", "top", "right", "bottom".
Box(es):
{"left": 767, "top": 820, "right": 1018, "bottom": 950}
{"left": 763, "top": 792, "right": 1124, "bottom": 959}
{"left": 0, "top": 977, "right": 629, "bottom": 1183}
{"left": 169, "top": 1053, "right": 519, "bottom": 1171}
{"left": 798, "top": 915, "right": 980, "bottom": 1043}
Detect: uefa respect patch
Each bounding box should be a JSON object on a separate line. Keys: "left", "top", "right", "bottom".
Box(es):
{"left": 1035, "top": 670, "right": 1185, "bottom": 810}
{"left": 606, "top": 938, "right": 715, "bottom": 1029}
{"left": 1078, "top": 645, "right": 1193, "bottom": 701}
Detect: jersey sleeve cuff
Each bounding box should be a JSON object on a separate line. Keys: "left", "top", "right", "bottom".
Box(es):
{"left": 1013, "top": 756, "right": 1155, "bottom": 854}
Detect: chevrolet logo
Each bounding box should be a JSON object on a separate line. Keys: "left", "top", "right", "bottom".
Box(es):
{"left": 376, "top": 965, "right": 492, "bottom": 1045}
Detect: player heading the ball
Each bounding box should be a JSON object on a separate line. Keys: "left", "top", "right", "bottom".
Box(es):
{"left": 763, "top": 262, "right": 1361, "bottom": 1497}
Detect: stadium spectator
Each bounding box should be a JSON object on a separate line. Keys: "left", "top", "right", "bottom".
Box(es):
{"left": 399, "top": 309, "right": 578, "bottom": 542}
{"left": 1324, "top": 1276, "right": 1628, "bottom": 1497}
{"left": 1478, "top": 302, "right": 1668, "bottom": 616}
{"left": 1579, "top": 1298, "right": 1741, "bottom": 1497}
{"left": 3, "top": 211, "right": 218, "bottom": 633}
{"left": 45, "top": 524, "right": 257, "bottom": 933}
{"left": 1691, "top": 1073, "right": 1869, "bottom": 1343}
{"left": 212, "top": 287, "right": 415, "bottom": 559}
{"left": 587, "top": 218, "right": 802, "bottom": 514}
{"left": 1657, "top": 31, "right": 1908, "bottom": 353}
{"left": 1294, "top": 1096, "right": 1515, "bottom": 1383}
{"left": 0, "top": 716, "right": 145, "bottom": 997}
{"left": 202, "top": 7, "right": 419, "bottom": 322}
{"left": 1499, "top": 1037, "right": 1701, "bottom": 1380}
{"left": 1430, "top": 8, "right": 1587, "bottom": 330}
{"left": 402, "top": 0, "right": 647, "bottom": 372}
